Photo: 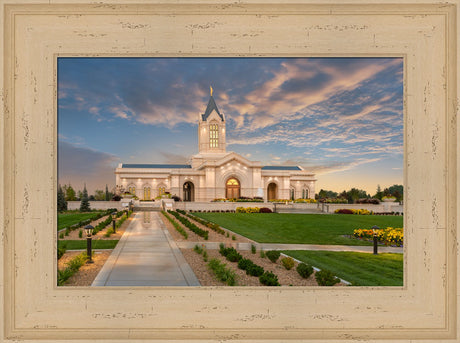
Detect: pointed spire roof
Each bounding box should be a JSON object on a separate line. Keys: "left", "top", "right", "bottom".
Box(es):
{"left": 201, "top": 87, "right": 224, "bottom": 121}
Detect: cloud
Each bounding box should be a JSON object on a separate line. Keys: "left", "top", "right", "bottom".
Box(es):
{"left": 307, "top": 157, "right": 382, "bottom": 175}
{"left": 159, "top": 152, "right": 189, "bottom": 164}
{"left": 58, "top": 141, "right": 119, "bottom": 194}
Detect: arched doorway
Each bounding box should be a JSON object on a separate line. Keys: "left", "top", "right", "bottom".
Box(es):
{"left": 143, "top": 187, "right": 151, "bottom": 200}
{"left": 183, "top": 182, "right": 194, "bottom": 202}
{"left": 226, "top": 178, "right": 240, "bottom": 199}
{"left": 267, "top": 183, "right": 277, "bottom": 201}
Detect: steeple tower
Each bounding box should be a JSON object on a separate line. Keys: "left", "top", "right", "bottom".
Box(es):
{"left": 198, "top": 87, "right": 226, "bottom": 154}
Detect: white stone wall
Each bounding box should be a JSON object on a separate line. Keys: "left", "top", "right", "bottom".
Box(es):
{"left": 67, "top": 201, "right": 123, "bottom": 210}
{"left": 321, "top": 203, "right": 403, "bottom": 214}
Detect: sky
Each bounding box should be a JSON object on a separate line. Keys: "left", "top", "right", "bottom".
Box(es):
{"left": 58, "top": 57, "right": 403, "bottom": 195}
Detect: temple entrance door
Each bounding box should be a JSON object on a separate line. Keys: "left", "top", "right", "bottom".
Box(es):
{"left": 143, "top": 187, "right": 151, "bottom": 200}
{"left": 226, "top": 178, "right": 240, "bottom": 199}
{"left": 267, "top": 183, "right": 277, "bottom": 201}
{"left": 183, "top": 182, "right": 194, "bottom": 202}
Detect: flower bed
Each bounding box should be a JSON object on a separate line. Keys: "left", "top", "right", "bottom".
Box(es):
{"left": 353, "top": 227, "right": 403, "bottom": 246}
{"left": 294, "top": 198, "right": 317, "bottom": 203}
{"left": 335, "top": 208, "right": 373, "bottom": 215}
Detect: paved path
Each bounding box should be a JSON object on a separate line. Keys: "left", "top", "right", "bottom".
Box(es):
{"left": 175, "top": 241, "right": 403, "bottom": 254}
{"left": 92, "top": 212, "right": 200, "bottom": 286}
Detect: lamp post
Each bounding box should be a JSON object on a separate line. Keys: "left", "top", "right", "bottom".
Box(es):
{"left": 112, "top": 212, "right": 117, "bottom": 234}
{"left": 372, "top": 225, "right": 380, "bottom": 255}
{"left": 84, "top": 225, "right": 94, "bottom": 263}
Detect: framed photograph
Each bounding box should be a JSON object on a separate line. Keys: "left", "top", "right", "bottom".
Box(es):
{"left": 1, "top": 1, "right": 458, "bottom": 341}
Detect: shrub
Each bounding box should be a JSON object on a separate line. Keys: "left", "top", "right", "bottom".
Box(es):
{"left": 208, "top": 258, "right": 237, "bottom": 286}
{"left": 57, "top": 243, "right": 67, "bottom": 260}
{"left": 78, "top": 229, "right": 83, "bottom": 238}
{"left": 232, "top": 235, "right": 236, "bottom": 240}
{"left": 65, "top": 228, "right": 70, "bottom": 236}
{"left": 112, "top": 195, "right": 122, "bottom": 201}
{"left": 259, "top": 271, "right": 280, "bottom": 286}
{"left": 202, "top": 250, "right": 208, "bottom": 262}
{"left": 226, "top": 250, "right": 242, "bottom": 262}
{"left": 296, "top": 263, "right": 314, "bottom": 278}
{"left": 259, "top": 207, "right": 272, "bottom": 213}
{"left": 236, "top": 206, "right": 260, "bottom": 213}
{"left": 281, "top": 257, "right": 295, "bottom": 270}
{"left": 59, "top": 232, "right": 64, "bottom": 239}
{"left": 251, "top": 244, "right": 256, "bottom": 254}
{"left": 104, "top": 227, "right": 114, "bottom": 237}
{"left": 334, "top": 209, "right": 354, "bottom": 214}
{"left": 237, "top": 258, "right": 253, "bottom": 271}
{"left": 168, "top": 210, "right": 208, "bottom": 240}
{"left": 260, "top": 250, "right": 266, "bottom": 258}
{"left": 57, "top": 252, "right": 87, "bottom": 286}
{"left": 315, "top": 269, "right": 340, "bottom": 286}
{"left": 266, "top": 250, "right": 280, "bottom": 263}
{"left": 246, "top": 264, "right": 264, "bottom": 277}
{"left": 162, "top": 211, "right": 188, "bottom": 239}
{"left": 193, "top": 244, "right": 204, "bottom": 254}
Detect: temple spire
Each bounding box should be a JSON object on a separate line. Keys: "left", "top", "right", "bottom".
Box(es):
{"left": 210, "top": 85, "right": 213, "bottom": 97}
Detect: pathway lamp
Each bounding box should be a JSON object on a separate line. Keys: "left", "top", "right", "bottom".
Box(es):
{"left": 372, "top": 225, "right": 380, "bottom": 255}
{"left": 84, "top": 224, "right": 94, "bottom": 263}
{"left": 112, "top": 212, "right": 117, "bottom": 233}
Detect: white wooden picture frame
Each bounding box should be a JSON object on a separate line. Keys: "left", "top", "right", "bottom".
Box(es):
{"left": 0, "top": 1, "right": 459, "bottom": 341}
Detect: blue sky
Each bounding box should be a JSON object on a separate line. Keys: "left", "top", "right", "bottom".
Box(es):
{"left": 58, "top": 57, "right": 403, "bottom": 195}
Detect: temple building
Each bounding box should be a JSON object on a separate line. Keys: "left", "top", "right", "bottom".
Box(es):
{"left": 115, "top": 89, "right": 316, "bottom": 202}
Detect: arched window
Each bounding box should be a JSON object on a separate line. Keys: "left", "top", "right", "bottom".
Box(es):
{"left": 158, "top": 186, "right": 165, "bottom": 196}
{"left": 303, "top": 189, "right": 309, "bottom": 199}
{"left": 290, "top": 188, "right": 295, "bottom": 200}
{"left": 128, "top": 186, "right": 136, "bottom": 195}
{"left": 209, "top": 123, "right": 219, "bottom": 148}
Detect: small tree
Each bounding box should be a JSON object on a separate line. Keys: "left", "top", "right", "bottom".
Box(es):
{"left": 65, "top": 184, "right": 77, "bottom": 201}
{"left": 57, "top": 184, "right": 67, "bottom": 212}
{"left": 79, "top": 184, "right": 91, "bottom": 212}
{"left": 94, "top": 189, "right": 105, "bottom": 201}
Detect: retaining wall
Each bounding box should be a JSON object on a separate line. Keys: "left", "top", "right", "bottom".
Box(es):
{"left": 67, "top": 201, "right": 124, "bottom": 210}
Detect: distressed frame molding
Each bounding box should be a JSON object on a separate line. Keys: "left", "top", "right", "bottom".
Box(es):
{"left": 0, "top": 1, "right": 458, "bottom": 342}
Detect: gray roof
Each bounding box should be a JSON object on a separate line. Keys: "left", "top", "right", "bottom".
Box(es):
{"left": 201, "top": 96, "right": 224, "bottom": 121}
{"left": 122, "top": 164, "right": 191, "bottom": 169}
{"left": 262, "top": 166, "right": 301, "bottom": 171}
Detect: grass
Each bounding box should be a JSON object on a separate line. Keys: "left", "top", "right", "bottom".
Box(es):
{"left": 283, "top": 250, "right": 403, "bottom": 286}
{"left": 57, "top": 211, "right": 104, "bottom": 231}
{"left": 58, "top": 240, "right": 119, "bottom": 250}
{"left": 193, "top": 213, "right": 403, "bottom": 245}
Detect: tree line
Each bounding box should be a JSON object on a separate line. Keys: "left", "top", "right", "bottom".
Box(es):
{"left": 57, "top": 184, "right": 115, "bottom": 212}
{"left": 316, "top": 184, "right": 403, "bottom": 204}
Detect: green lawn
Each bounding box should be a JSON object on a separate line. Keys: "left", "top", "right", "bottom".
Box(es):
{"left": 193, "top": 213, "right": 403, "bottom": 245}
{"left": 58, "top": 240, "right": 119, "bottom": 250}
{"left": 283, "top": 250, "right": 403, "bottom": 286}
{"left": 57, "top": 212, "right": 104, "bottom": 231}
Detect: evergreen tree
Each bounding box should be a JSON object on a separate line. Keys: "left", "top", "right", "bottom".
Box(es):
{"left": 374, "top": 184, "right": 383, "bottom": 200}
{"left": 105, "top": 184, "right": 110, "bottom": 201}
{"left": 57, "top": 184, "right": 67, "bottom": 212}
{"left": 79, "top": 184, "right": 91, "bottom": 212}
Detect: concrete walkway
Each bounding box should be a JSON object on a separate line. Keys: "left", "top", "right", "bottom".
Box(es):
{"left": 175, "top": 241, "right": 403, "bottom": 254}
{"left": 92, "top": 211, "right": 200, "bottom": 286}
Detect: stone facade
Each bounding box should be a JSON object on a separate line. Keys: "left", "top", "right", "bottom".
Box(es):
{"left": 115, "top": 93, "right": 316, "bottom": 202}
